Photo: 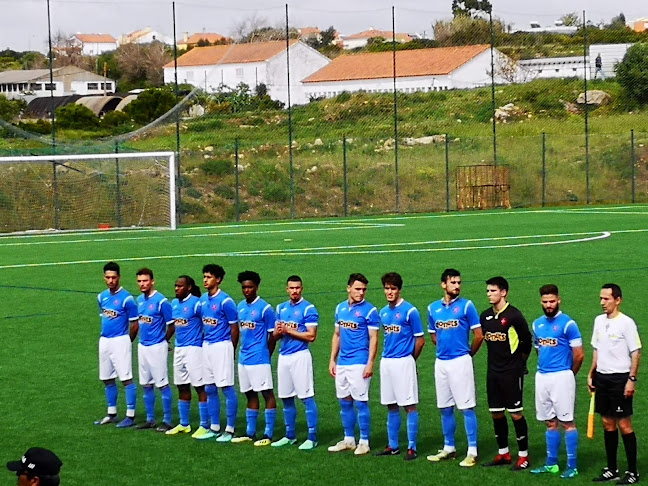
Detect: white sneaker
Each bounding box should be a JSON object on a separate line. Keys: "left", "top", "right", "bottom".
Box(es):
{"left": 354, "top": 443, "right": 371, "bottom": 455}
{"left": 328, "top": 439, "right": 356, "bottom": 452}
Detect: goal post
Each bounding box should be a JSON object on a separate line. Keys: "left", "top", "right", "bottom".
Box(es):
{"left": 0, "top": 151, "right": 177, "bottom": 234}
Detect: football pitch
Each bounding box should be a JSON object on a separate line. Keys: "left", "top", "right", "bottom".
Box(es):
{"left": 1, "top": 205, "right": 646, "bottom": 485}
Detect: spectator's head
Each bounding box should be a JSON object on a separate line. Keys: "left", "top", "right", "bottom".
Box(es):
{"left": 7, "top": 447, "right": 62, "bottom": 486}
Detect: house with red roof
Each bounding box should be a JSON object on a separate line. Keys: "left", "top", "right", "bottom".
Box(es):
{"left": 341, "top": 28, "right": 412, "bottom": 50}
{"left": 70, "top": 33, "right": 117, "bottom": 55}
{"left": 163, "top": 40, "right": 330, "bottom": 105}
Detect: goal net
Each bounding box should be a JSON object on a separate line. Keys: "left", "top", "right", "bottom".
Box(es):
{"left": 0, "top": 151, "right": 177, "bottom": 234}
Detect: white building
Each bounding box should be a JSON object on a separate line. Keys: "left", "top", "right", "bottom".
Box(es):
{"left": 588, "top": 43, "right": 633, "bottom": 79}
{"left": 302, "top": 45, "right": 509, "bottom": 98}
{"left": 0, "top": 66, "right": 115, "bottom": 100}
{"left": 340, "top": 28, "right": 412, "bottom": 50}
{"left": 70, "top": 33, "right": 117, "bottom": 55}
{"left": 518, "top": 56, "right": 586, "bottom": 79}
{"left": 119, "top": 27, "right": 173, "bottom": 46}
{"left": 163, "top": 40, "right": 330, "bottom": 105}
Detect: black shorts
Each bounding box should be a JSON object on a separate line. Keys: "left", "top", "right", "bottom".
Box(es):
{"left": 487, "top": 370, "right": 524, "bottom": 412}
{"left": 594, "top": 371, "right": 633, "bottom": 418}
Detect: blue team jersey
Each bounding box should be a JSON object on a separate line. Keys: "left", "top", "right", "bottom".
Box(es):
{"left": 276, "top": 298, "right": 319, "bottom": 356}
{"left": 335, "top": 299, "right": 380, "bottom": 366}
{"left": 238, "top": 297, "right": 275, "bottom": 365}
{"left": 533, "top": 311, "right": 583, "bottom": 374}
{"left": 199, "top": 289, "right": 238, "bottom": 344}
{"left": 172, "top": 294, "right": 203, "bottom": 347}
{"left": 379, "top": 299, "right": 424, "bottom": 359}
{"left": 428, "top": 297, "right": 480, "bottom": 360}
{"left": 97, "top": 287, "right": 138, "bottom": 338}
{"left": 137, "top": 290, "right": 173, "bottom": 346}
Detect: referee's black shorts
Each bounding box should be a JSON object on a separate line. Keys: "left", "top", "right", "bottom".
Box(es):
{"left": 594, "top": 371, "right": 633, "bottom": 418}
{"left": 487, "top": 369, "right": 524, "bottom": 413}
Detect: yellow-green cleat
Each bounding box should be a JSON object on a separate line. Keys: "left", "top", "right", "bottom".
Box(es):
{"left": 166, "top": 424, "right": 191, "bottom": 435}
{"left": 192, "top": 426, "right": 215, "bottom": 440}
{"left": 531, "top": 464, "right": 560, "bottom": 475}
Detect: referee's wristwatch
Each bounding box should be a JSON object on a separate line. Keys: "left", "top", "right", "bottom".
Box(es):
{"left": 628, "top": 375, "right": 637, "bottom": 382}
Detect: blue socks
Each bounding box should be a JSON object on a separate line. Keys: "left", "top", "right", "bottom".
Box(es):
{"left": 407, "top": 410, "right": 419, "bottom": 450}
{"left": 356, "top": 400, "right": 370, "bottom": 441}
{"left": 223, "top": 386, "right": 238, "bottom": 431}
{"left": 205, "top": 384, "right": 220, "bottom": 430}
{"left": 246, "top": 408, "right": 259, "bottom": 437}
{"left": 198, "top": 401, "right": 209, "bottom": 428}
{"left": 143, "top": 386, "right": 155, "bottom": 422}
{"left": 565, "top": 429, "right": 578, "bottom": 469}
{"left": 283, "top": 397, "right": 297, "bottom": 440}
{"left": 161, "top": 386, "right": 172, "bottom": 424}
{"left": 265, "top": 408, "right": 277, "bottom": 439}
{"left": 124, "top": 383, "right": 137, "bottom": 417}
{"left": 303, "top": 397, "right": 318, "bottom": 441}
{"left": 387, "top": 410, "right": 401, "bottom": 449}
{"left": 462, "top": 408, "right": 478, "bottom": 449}
{"left": 340, "top": 399, "right": 356, "bottom": 438}
{"left": 105, "top": 383, "right": 118, "bottom": 410}
{"left": 178, "top": 399, "right": 190, "bottom": 427}
{"left": 546, "top": 429, "right": 561, "bottom": 466}
{"left": 441, "top": 407, "right": 457, "bottom": 448}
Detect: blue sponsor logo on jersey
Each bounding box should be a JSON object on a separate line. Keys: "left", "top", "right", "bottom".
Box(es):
{"left": 435, "top": 319, "right": 460, "bottom": 329}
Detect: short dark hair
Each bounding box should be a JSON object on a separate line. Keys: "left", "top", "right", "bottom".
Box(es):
{"left": 238, "top": 270, "right": 261, "bottom": 285}
{"left": 136, "top": 267, "right": 154, "bottom": 279}
{"left": 202, "top": 264, "right": 225, "bottom": 279}
{"left": 381, "top": 272, "right": 403, "bottom": 289}
{"left": 441, "top": 268, "right": 460, "bottom": 282}
{"left": 178, "top": 275, "right": 201, "bottom": 297}
{"left": 348, "top": 273, "right": 368, "bottom": 286}
{"left": 539, "top": 284, "right": 559, "bottom": 296}
{"left": 103, "top": 261, "right": 120, "bottom": 275}
{"left": 602, "top": 283, "right": 622, "bottom": 299}
{"left": 486, "top": 276, "right": 509, "bottom": 291}
{"left": 286, "top": 275, "right": 302, "bottom": 284}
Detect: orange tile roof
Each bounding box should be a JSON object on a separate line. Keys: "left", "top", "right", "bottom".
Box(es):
{"left": 303, "top": 45, "right": 490, "bottom": 83}
{"left": 165, "top": 39, "right": 299, "bottom": 68}
{"left": 186, "top": 32, "right": 228, "bottom": 44}
{"left": 298, "top": 27, "right": 321, "bottom": 36}
{"left": 344, "top": 29, "right": 411, "bottom": 42}
{"left": 73, "top": 33, "right": 116, "bottom": 43}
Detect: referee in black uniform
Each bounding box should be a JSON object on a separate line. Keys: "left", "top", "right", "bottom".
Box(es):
{"left": 480, "top": 276, "right": 533, "bottom": 471}
{"left": 588, "top": 284, "right": 642, "bottom": 485}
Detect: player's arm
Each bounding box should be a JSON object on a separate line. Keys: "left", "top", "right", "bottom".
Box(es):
{"left": 466, "top": 301, "right": 483, "bottom": 356}
{"left": 571, "top": 345, "right": 584, "bottom": 375}
{"left": 413, "top": 336, "right": 425, "bottom": 360}
{"left": 329, "top": 325, "right": 340, "bottom": 377}
{"left": 514, "top": 311, "right": 533, "bottom": 360}
{"left": 427, "top": 305, "right": 437, "bottom": 345}
{"left": 364, "top": 327, "right": 379, "bottom": 378}
{"left": 587, "top": 348, "right": 598, "bottom": 392}
{"left": 470, "top": 326, "right": 484, "bottom": 356}
{"left": 125, "top": 295, "right": 139, "bottom": 341}
{"left": 230, "top": 323, "right": 239, "bottom": 351}
{"left": 162, "top": 300, "right": 175, "bottom": 343}
{"left": 285, "top": 325, "right": 318, "bottom": 343}
{"left": 224, "top": 298, "right": 239, "bottom": 351}
{"left": 410, "top": 308, "right": 425, "bottom": 360}
{"left": 624, "top": 349, "right": 641, "bottom": 398}
{"left": 264, "top": 304, "right": 277, "bottom": 356}
{"left": 129, "top": 319, "right": 139, "bottom": 341}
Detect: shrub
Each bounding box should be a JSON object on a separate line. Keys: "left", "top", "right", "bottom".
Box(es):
{"left": 101, "top": 110, "right": 131, "bottom": 128}
{"left": 201, "top": 159, "right": 234, "bottom": 176}
{"left": 185, "top": 187, "right": 202, "bottom": 199}
{"left": 124, "top": 88, "right": 176, "bottom": 124}
{"left": 56, "top": 104, "right": 99, "bottom": 130}
{"left": 616, "top": 42, "right": 648, "bottom": 106}
{"left": 16, "top": 119, "right": 52, "bottom": 134}
{"left": 214, "top": 184, "right": 235, "bottom": 199}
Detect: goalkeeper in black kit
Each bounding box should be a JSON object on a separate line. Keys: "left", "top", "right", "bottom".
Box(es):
{"left": 480, "top": 276, "right": 533, "bottom": 471}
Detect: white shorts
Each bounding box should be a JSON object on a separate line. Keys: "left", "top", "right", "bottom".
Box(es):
{"left": 277, "top": 350, "right": 315, "bottom": 399}
{"left": 435, "top": 354, "right": 476, "bottom": 410}
{"left": 99, "top": 335, "right": 133, "bottom": 381}
{"left": 203, "top": 340, "right": 235, "bottom": 387}
{"left": 335, "top": 364, "right": 371, "bottom": 401}
{"left": 380, "top": 356, "right": 418, "bottom": 406}
{"left": 173, "top": 345, "right": 204, "bottom": 386}
{"left": 238, "top": 363, "right": 273, "bottom": 393}
{"left": 138, "top": 341, "right": 169, "bottom": 387}
{"left": 535, "top": 370, "right": 576, "bottom": 422}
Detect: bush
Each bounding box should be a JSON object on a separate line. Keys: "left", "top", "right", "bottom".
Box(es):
{"left": 16, "top": 119, "right": 52, "bottom": 134}
{"left": 201, "top": 159, "right": 234, "bottom": 176}
{"left": 185, "top": 187, "right": 202, "bottom": 199}
{"left": 101, "top": 110, "right": 131, "bottom": 128}
{"left": 0, "top": 96, "right": 26, "bottom": 121}
{"left": 616, "top": 42, "right": 648, "bottom": 106}
{"left": 214, "top": 184, "right": 235, "bottom": 199}
{"left": 124, "top": 88, "right": 176, "bottom": 124}
{"left": 55, "top": 104, "right": 99, "bottom": 130}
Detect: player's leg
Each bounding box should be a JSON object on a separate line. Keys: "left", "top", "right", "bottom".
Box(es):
{"left": 507, "top": 372, "right": 529, "bottom": 469}
{"left": 154, "top": 341, "right": 173, "bottom": 431}
{"left": 272, "top": 353, "right": 297, "bottom": 447}
{"left": 328, "top": 365, "right": 357, "bottom": 452}
{"left": 593, "top": 372, "right": 622, "bottom": 481}
{"left": 217, "top": 341, "right": 238, "bottom": 441}
{"left": 256, "top": 387, "right": 277, "bottom": 446}
{"left": 113, "top": 335, "right": 136, "bottom": 428}
{"left": 294, "top": 349, "right": 318, "bottom": 449}
{"left": 202, "top": 343, "right": 221, "bottom": 437}
{"left": 483, "top": 371, "right": 511, "bottom": 466}
{"left": 553, "top": 370, "right": 578, "bottom": 478}
{"left": 397, "top": 355, "right": 419, "bottom": 460}
{"left": 231, "top": 364, "right": 258, "bottom": 442}
{"left": 619, "top": 417, "right": 638, "bottom": 484}
{"left": 428, "top": 358, "right": 457, "bottom": 461}
{"left": 167, "top": 346, "right": 192, "bottom": 434}
{"left": 452, "top": 355, "right": 478, "bottom": 466}
{"left": 532, "top": 371, "right": 558, "bottom": 472}
{"left": 349, "top": 364, "right": 371, "bottom": 455}
{"left": 404, "top": 405, "right": 419, "bottom": 460}
{"left": 376, "top": 358, "right": 400, "bottom": 455}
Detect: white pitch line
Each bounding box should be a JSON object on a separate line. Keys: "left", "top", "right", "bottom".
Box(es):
{"left": 0, "top": 231, "right": 613, "bottom": 269}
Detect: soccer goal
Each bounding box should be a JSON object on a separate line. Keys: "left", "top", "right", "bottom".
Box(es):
{"left": 0, "top": 151, "right": 177, "bottom": 234}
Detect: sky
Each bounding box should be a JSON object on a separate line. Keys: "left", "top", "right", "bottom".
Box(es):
{"left": 1, "top": 0, "right": 645, "bottom": 53}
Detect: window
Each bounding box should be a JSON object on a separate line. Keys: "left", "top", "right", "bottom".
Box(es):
{"left": 30, "top": 83, "right": 42, "bottom": 91}
{"left": 538, "top": 69, "right": 543, "bottom": 73}
{"left": 44, "top": 83, "right": 56, "bottom": 90}
{"left": 87, "top": 82, "right": 99, "bottom": 90}
{"left": 101, "top": 82, "right": 112, "bottom": 90}
{"left": 236, "top": 67, "right": 244, "bottom": 78}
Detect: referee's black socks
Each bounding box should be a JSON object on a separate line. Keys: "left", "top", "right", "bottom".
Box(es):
{"left": 604, "top": 429, "right": 619, "bottom": 471}
{"left": 622, "top": 432, "right": 637, "bottom": 474}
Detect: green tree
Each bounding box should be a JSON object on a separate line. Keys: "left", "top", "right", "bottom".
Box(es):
{"left": 559, "top": 12, "right": 580, "bottom": 27}
{"left": 606, "top": 13, "right": 627, "bottom": 30}
{"left": 0, "top": 95, "right": 26, "bottom": 121}
{"left": 434, "top": 14, "right": 505, "bottom": 46}
{"left": 452, "top": 0, "right": 492, "bottom": 17}
{"left": 55, "top": 103, "right": 99, "bottom": 129}
{"left": 124, "top": 87, "right": 176, "bottom": 123}
{"left": 616, "top": 42, "right": 648, "bottom": 105}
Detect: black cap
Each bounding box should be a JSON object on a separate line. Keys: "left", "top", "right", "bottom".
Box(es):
{"left": 6, "top": 447, "right": 62, "bottom": 476}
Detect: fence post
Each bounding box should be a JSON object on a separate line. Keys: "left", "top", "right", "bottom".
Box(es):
{"left": 583, "top": 10, "right": 590, "bottom": 204}
{"left": 631, "top": 129, "right": 636, "bottom": 204}
{"left": 52, "top": 161, "right": 60, "bottom": 229}
{"left": 343, "top": 135, "right": 349, "bottom": 217}
{"left": 445, "top": 134, "right": 450, "bottom": 212}
{"left": 542, "top": 132, "right": 546, "bottom": 207}
{"left": 115, "top": 140, "right": 122, "bottom": 227}
{"left": 392, "top": 6, "right": 400, "bottom": 212}
{"left": 235, "top": 138, "right": 240, "bottom": 222}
